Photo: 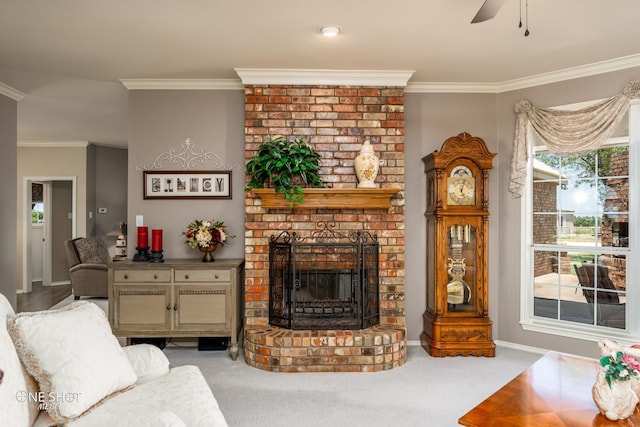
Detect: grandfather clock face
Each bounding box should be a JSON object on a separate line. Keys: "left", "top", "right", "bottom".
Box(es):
{"left": 447, "top": 165, "right": 475, "bottom": 206}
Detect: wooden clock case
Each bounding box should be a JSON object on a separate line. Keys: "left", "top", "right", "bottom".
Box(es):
{"left": 421, "top": 132, "right": 496, "bottom": 357}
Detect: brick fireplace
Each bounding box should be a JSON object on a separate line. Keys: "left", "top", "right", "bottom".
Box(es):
{"left": 240, "top": 74, "right": 408, "bottom": 372}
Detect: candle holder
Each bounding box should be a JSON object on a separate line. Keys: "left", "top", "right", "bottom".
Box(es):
{"left": 149, "top": 250, "right": 164, "bottom": 263}
{"left": 133, "top": 246, "right": 150, "bottom": 262}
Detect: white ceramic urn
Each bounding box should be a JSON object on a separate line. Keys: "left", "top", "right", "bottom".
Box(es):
{"left": 354, "top": 139, "right": 380, "bottom": 188}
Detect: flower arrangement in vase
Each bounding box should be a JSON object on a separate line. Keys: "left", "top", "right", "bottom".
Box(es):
{"left": 183, "top": 220, "right": 233, "bottom": 262}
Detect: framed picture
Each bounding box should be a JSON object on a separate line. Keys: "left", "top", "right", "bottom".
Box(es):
{"left": 143, "top": 170, "right": 232, "bottom": 199}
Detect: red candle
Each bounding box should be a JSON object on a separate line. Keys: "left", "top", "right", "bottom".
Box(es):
{"left": 151, "top": 229, "right": 163, "bottom": 252}
{"left": 137, "top": 226, "right": 148, "bottom": 248}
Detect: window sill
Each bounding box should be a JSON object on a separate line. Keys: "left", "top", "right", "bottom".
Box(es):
{"left": 520, "top": 318, "right": 639, "bottom": 347}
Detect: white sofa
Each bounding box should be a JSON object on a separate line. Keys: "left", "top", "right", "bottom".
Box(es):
{"left": 0, "top": 294, "right": 228, "bottom": 427}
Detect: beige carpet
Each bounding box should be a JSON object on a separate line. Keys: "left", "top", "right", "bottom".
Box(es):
{"left": 164, "top": 344, "right": 545, "bottom": 427}
{"left": 48, "top": 296, "right": 549, "bottom": 426}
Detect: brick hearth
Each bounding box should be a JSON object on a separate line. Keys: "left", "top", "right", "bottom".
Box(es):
{"left": 243, "top": 83, "right": 406, "bottom": 372}
{"left": 244, "top": 326, "right": 406, "bottom": 373}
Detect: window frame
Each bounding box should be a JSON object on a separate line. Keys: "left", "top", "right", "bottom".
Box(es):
{"left": 520, "top": 100, "right": 640, "bottom": 346}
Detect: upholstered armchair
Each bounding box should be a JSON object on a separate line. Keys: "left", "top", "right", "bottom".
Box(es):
{"left": 64, "top": 237, "right": 109, "bottom": 299}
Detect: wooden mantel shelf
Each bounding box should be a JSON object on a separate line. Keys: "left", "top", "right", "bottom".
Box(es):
{"left": 250, "top": 188, "right": 401, "bottom": 209}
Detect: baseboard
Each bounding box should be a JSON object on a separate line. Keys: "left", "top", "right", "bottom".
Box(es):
{"left": 493, "top": 340, "right": 549, "bottom": 355}
{"left": 46, "top": 280, "right": 71, "bottom": 287}
{"left": 408, "top": 338, "right": 549, "bottom": 355}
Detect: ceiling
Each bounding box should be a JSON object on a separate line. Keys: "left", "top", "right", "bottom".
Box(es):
{"left": 2, "top": 0, "right": 640, "bottom": 147}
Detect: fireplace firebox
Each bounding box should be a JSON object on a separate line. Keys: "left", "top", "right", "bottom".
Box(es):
{"left": 269, "top": 222, "right": 380, "bottom": 330}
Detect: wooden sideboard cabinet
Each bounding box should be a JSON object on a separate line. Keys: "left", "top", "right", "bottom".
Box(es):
{"left": 108, "top": 259, "right": 244, "bottom": 360}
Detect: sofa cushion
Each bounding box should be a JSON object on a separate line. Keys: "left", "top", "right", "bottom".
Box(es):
{"left": 74, "top": 237, "right": 109, "bottom": 264}
{"left": 7, "top": 301, "right": 137, "bottom": 423}
{"left": 0, "top": 294, "right": 40, "bottom": 427}
{"left": 123, "top": 344, "right": 170, "bottom": 384}
{"left": 67, "top": 365, "right": 228, "bottom": 427}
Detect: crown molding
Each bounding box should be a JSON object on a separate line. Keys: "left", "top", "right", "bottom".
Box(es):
{"left": 234, "top": 68, "right": 415, "bottom": 87}
{"left": 120, "top": 79, "right": 243, "bottom": 90}
{"left": 120, "top": 54, "right": 640, "bottom": 94}
{"left": 405, "top": 82, "right": 500, "bottom": 94}
{"left": 18, "top": 140, "right": 90, "bottom": 148}
{"left": 407, "top": 53, "right": 640, "bottom": 94}
{"left": 0, "top": 82, "right": 27, "bottom": 101}
{"left": 497, "top": 53, "right": 640, "bottom": 92}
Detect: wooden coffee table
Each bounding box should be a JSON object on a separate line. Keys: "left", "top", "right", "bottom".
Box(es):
{"left": 459, "top": 351, "right": 640, "bottom": 426}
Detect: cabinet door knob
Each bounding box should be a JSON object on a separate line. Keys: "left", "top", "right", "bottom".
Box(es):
{"left": 154, "top": 274, "right": 159, "bottom": 279}
{"left": 215, "top": 274, "right": 219, "bottom": 279}
{"left": 123, "top": 274, "right": 128, "bottom": 279}
{"left": 173, "top": 305, "right": 177, "bottom": 311}
{"left": 166, "top": 305, "right": 171, "bottom": 310}
{"left": 185, "top": 274, "right": 190, "bottom": 279}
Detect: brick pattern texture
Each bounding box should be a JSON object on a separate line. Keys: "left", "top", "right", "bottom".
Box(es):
{"left": 243, "top": 85, "right": 406, "bottom": 371}
{"left": 244, "top": 326, "right": 406, "bottom": 373}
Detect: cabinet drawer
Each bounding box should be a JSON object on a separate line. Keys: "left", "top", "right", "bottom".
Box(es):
{"left": 174, "top": 269, "right": 230, "bottom": 283}
{"left": 113, "top": 269, "right": 171, "bottom": 283}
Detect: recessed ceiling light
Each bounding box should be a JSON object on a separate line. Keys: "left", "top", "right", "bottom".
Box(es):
{"left": 321, "top": 26, "right": 340, "bottom": 37}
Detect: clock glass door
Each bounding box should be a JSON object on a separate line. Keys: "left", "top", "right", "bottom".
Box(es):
{"left": 446, "top": 222, "right": 477, "bottom": 314}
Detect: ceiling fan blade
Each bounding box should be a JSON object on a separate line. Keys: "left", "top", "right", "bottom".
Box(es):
{"left": 471, "top": 0, "right": 506, "bottom": 23}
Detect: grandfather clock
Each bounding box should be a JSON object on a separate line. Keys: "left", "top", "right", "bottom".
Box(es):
{"left": 421, "top": 132, "right": 496, "bottom": 357}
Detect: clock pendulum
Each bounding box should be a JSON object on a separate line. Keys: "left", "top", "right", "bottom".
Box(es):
{"left": 447, "top": 225, "right": 472, "bottom": 306}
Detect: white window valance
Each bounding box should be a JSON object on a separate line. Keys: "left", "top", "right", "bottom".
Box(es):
{"left": 509, "top": 80, "right": 640, "bottom": 198}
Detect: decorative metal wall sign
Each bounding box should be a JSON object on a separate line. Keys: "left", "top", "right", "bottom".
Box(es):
{"left": 135, "top": 138, "right": 239, "bottom": 171}
{"left": 143, "top": 170, "right": 231, "bottom": 200}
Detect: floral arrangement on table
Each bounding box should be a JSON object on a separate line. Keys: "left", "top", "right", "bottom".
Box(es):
{"left": 184, "top": 220, "right": 232, "bottom": 249}
{"left": 600, "top": 351, "right": 640, "bottom": 387}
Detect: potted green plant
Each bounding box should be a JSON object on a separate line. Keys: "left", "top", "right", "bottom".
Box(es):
{"left": 245, "top": 135, "right": 326, "bottom": 205}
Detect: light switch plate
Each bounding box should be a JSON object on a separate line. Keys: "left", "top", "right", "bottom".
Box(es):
{"left": 136, "top": 215, "right": 143, "bottom": 226}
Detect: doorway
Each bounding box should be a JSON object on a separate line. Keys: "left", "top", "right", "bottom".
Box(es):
{"left": 22, "top": 177, "right": 76, "bottom": 295}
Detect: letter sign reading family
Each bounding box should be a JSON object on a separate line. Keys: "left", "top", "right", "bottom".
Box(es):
{"left": 143, "top": 171, "right": 232, "bottom": 200}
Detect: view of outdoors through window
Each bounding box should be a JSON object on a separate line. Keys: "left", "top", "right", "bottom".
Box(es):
{"left": 531, "top": 142, "right": 628, "bottom": 329}
{"left": 31, "top": 182, "right": 44, "bottom": 224}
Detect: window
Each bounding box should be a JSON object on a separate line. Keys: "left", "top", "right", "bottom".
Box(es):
{"left": 32, "top": 202, "right": 44, "bottom": 224}
{"left": 31, "top": 183, "right": 44, "bottom": 224}
{"left": 521, "top": 101, "right": 639, "bottom": 343}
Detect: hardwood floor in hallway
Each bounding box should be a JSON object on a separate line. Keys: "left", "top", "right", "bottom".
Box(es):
{"left": 17, "top": 281, "right": 72, "bottom": 312}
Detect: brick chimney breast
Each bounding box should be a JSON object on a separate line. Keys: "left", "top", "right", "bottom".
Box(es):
{"left": 243, "top": 82, "right": 406, "bottom": 372}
